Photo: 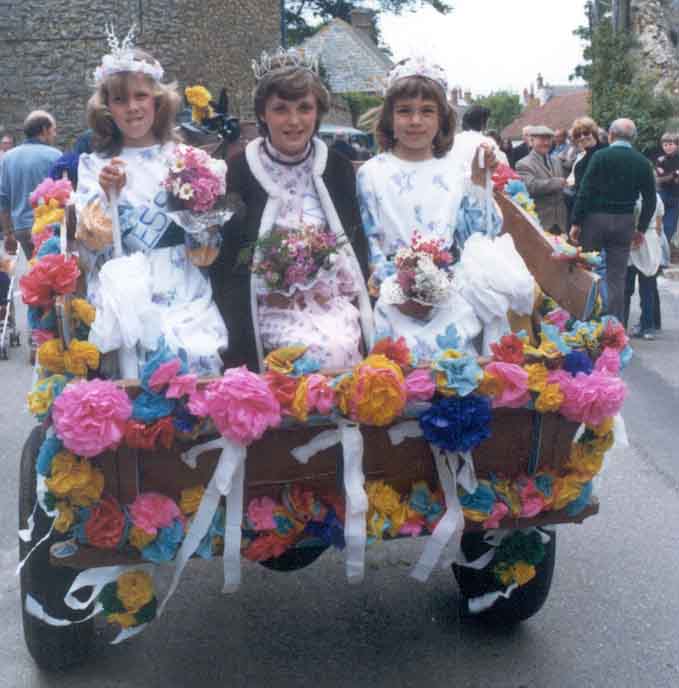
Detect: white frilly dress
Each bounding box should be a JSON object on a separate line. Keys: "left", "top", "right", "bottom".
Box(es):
{"left": 357, "top": 149, "right": 534, "bottom": 360}
{"left": 247, "top": 137, "right": 373, "bottom": 370}
{"left": 74, "top": 143, "right": 228, "bottom": 376}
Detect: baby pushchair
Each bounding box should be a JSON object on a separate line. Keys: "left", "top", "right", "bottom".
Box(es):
{"left": 0, "top": 243, "right": 20, "bottom": 359}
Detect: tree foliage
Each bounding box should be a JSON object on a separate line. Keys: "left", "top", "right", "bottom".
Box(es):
{"left": 286, "top": 0, "right": 453, "bottom": 45}
{"left": 472, "top": 91, "right": 523, "bottom": 133}
{"left": 574, "top": 2, "right": 676, "bottom": 154}
{"left": 343, "top": 91, "right": 383, "bottom": 127}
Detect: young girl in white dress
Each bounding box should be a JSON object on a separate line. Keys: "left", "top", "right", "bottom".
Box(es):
{"left": 73, "top": 40, "right": 228, "bottom": 376}
{"left": 357, "top": 57, "right": 521, "bottom": 361}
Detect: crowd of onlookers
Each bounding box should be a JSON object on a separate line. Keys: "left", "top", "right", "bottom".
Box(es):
{"left": 491, "top": 113, "right": 678, "bottom": 341}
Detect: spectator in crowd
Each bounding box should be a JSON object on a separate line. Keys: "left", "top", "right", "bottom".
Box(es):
{"left": 331, "top": 131, "right": 357, "bottom": 161}
{"left": 653, "top": 131, "right": 679, "bottom": 246}
{"left": 564, "top": 117, "right": 607, "bottom": 221}
{"left": 516, "top": 125, "right": 568, "bottom": 233}
{"left": 570, "top": 118, "right": 656, "bottom": 323}
{"left": 624, "top": 193, "right": 664, "bottom": 340}
{"left": 0, "top": 111, "right": 61, "bottom": 257}
{"left": 551, "top": 128, "right": 568, "bottom": 156}
{"left": 511, "top": 125, "right": 533, "bottom": 167}
{"left": 461, "top": 105, "right": 490, "bottom": 133}
{"left": 0, "top": 133, "right": 14, "bottom": 160}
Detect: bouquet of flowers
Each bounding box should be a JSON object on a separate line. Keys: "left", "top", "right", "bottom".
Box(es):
{"left": 30, "top": 177, "right": 73, "bottom": 236}
{"left": 251, "top": 224, "right": 343, "bottom": 294}
{"left": 163, "top": 144, "right": 231, "bottom": 266}
{"left": 382, "top": 233, "right": 454, "bottom": 317}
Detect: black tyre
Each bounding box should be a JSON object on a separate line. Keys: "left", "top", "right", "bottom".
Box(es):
{"left": 258, "top": 545, "right": 328, "bottom": 572}
{"left": 452, "top": 528, "right": 556, "bottom": 625}
{"left": 19, "top": 426, "right": 95, "bottom": 671}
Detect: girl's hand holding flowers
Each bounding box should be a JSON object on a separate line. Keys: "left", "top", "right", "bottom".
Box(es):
{"left": 471, "top": 143, "right": 498, "bottom": 187}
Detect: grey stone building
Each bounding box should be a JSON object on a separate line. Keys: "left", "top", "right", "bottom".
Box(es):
{"left": 0, "top": 0, "right": 281, "bottom": 147}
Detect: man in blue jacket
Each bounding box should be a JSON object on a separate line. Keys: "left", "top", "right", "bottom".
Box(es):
{"left": 570, "top": 118, "right": 656, "bottom": 323}
{"left": 0, "top": 111, "right": 61, "bottom": 259}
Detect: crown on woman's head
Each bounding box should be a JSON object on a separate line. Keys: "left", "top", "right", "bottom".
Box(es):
{"left": 251, "top": 47, "right": 319, "bottom": 81}
{"left": 93, "top": 23, "right": 164, "bottom": 85}
{"left": 384, "top": 55, "right": 448, "bottom": 96}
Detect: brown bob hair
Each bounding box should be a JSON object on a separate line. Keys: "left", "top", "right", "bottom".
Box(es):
{"left": 571, "top": 116, "right": 600, "bottom": 143}
{"left": 253, "top": 66, "right": 330, "bottom": 137}
{"left": 368, "top": 76, "right": 455, "bottom": 158}
{"left": 87, "top": 49, "right": 181, "bottom": 157}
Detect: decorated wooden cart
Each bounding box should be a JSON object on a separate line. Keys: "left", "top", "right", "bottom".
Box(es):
{"left": 18, "top": 186, "right": 627, "bottom": 671}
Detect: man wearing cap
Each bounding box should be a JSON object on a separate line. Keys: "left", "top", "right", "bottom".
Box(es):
{"left": 570, "top": 118, "right": 656, "bottom": 323}
{"left": 516, "top": 125, "right": 568, "bottom": 233}
{"left": 510, "top": 125, "right": 533, "bottom": 168}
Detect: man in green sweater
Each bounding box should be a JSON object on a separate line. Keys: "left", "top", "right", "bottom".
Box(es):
{"left": 569, "top": 118, "right": 656, "bottom": 323}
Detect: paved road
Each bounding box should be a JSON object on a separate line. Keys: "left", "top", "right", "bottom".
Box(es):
{"left": 0, "top": 270, "right": 678, "bottom": 687}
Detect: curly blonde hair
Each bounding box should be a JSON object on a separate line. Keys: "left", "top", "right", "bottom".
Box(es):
{"left": 87, "top": 49, "right": 180, "bottom": 156}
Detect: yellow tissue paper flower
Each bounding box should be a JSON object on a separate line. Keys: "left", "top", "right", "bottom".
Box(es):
{"left": 27, "top": 375, "right": 63, "bottom": 418}
{"left": 37, "top": 338, "right": 65, "bottom": 374}
{"left": 129, "top": 526, "right": 156, "bottom": 551}
{"left": 497, "top": 561, "right": 536, "bottom": 587}
{"left": 366, "top": 481, "right": 402, "bottom": 516}
{"left": 117, "top": 570, "right": 154, "bottom": 614}
{"left": 107, "top": 612, "right": 137, "bottom": 628}
{"left": 535, "top": 383, "right": 564, "bottom": 413}
{"left": 552, "top": 474, "right": 585, "bottom": 511}
{"left": 179, "top": 485, "right": 205, "bottom": 515}
{"left": 338, "top": 355, "right": 406, "bottom": 425}
{"left": 64, "top": 340, "right": 100, "bottom": 377}
{"left": 265, "top": 346, "right": 308, "bottom": 374}
{"left": 477, "top": 371, "right": 503, "bottom": 398}
{"left": 291, "top": 376, "right": 311, "bottom": 422}
{"left": 54, "top": 501, "right": 75, "bottom": 533}
{"left": 590, "top": 417, "right": 614, "bottom": 437}
{"left": 46, "top": 452, "right": 105, "bottom": 507}
{"left": 492, "top": 479, "right": 522, "bottom": 517}
{"left": 185, "top": 85, "right": 214, "bottom": 122}
{"left": 69, "top": 298, "right": 96, "bottom": 326}
{"left": 32, "top": 201, "right": 64, "bottom": 235}
{"left": 524, "top": 363, "right": 549, "bottom": 393}
{"left": 462, "top": 508, "right": 488, "bottom": 523}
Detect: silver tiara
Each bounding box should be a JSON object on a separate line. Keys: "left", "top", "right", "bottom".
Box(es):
{"left": 385, "top": 55, "right": 448, "bottom": 96}
{"left": 251, "top": 47, "right": 319, "bottom": 81}
{"left": 93, "top": 23, "right": 164, "bottom": 85}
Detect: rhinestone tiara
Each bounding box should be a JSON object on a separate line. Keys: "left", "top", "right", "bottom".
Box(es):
{"left": 384, "top": 55, "right": 448, "bottom": 96}
{"left": 93, "top": 23, "right": 164, "bottom": 85}
{"left": 251, "top": 47, "right": 319, "bottom": 81}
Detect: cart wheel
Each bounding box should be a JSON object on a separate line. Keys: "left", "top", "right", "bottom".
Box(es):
{"left": 19, "top": 426, "right": 95, "bottom": 671}
{"left": 258, "top": 545, "right": 328, "bottom": 572}
{"left": 452, "top": 528, "right": 556, "bottom": 625}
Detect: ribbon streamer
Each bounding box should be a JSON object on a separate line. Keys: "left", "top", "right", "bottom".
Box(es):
{"left": 291, "top": 422, "right": 368, "bottom": 583}
{"left": 160, "top": 437, "right": 246, "bottom": 614}
{"left": 467, "top": 583, "right": 518, "bottom": 615}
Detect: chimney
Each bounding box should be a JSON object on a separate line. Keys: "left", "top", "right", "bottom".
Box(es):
{"left": 350, "top": 8, "right": 376, "bottom": 44}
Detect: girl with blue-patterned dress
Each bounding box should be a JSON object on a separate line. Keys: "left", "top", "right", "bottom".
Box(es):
{"left": 73, "top": 46, "right": 228, "bottom": 376}
{"left": 357, "top": 57, "right": 505, "bottom": 361}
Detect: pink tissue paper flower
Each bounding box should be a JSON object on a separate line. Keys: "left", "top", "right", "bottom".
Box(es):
{"left": 405, "top": 368, "right": 436, "bottom": 402}
{"left": 485, "top": 362, "right": 531, "bottom": 408}
{"left": 305, "top": 374, "right": 335, "bottom": 415}
{"left": 52, "top": 379, "right": 132, "bottom": 457}
{"left": 482, "top": 501, "right": 509, "bottom": 529}
{"left": 203, "top": 366, "right": 281, "bottom": 445}
{"left": 166, "top": 374, "right": 198, "bottom": 399}
{"left": 558, "top": 371, "right": 626, "bottom": 427}
{"left": 247, "top": 496, "right": 278, "bottom": 531}
{"left": 129, "top": 492, "right": 184, "bottom": 536}
{"left": 148, "top": 359, "right": 183, "bottom": 393}
{"left": 594, "top": 347, "right": 621, "bottom": 377}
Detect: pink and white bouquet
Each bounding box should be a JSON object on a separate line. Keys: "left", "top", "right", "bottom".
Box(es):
{"left": 382, "top": 232, "right": 454, "bottom": 308}
{"left": 163, "top": 144, "right": 231, "bottom": 265}
{"left": 251, "top": 224, "right": 344, "bottom": 293}
{"left": 164, "top": 144, "right": 226, "bottom": 213}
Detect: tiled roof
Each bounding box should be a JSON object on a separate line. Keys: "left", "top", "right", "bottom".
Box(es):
{"left": 502, "top": 90, "right": 591, "bottom": 139}
{"left": 300, "top": 18, "right": 393, "bottom": 94}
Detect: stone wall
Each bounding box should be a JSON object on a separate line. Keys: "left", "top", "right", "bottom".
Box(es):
{"left": 0, "top": 0, "right": 280, "bottom": 147}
